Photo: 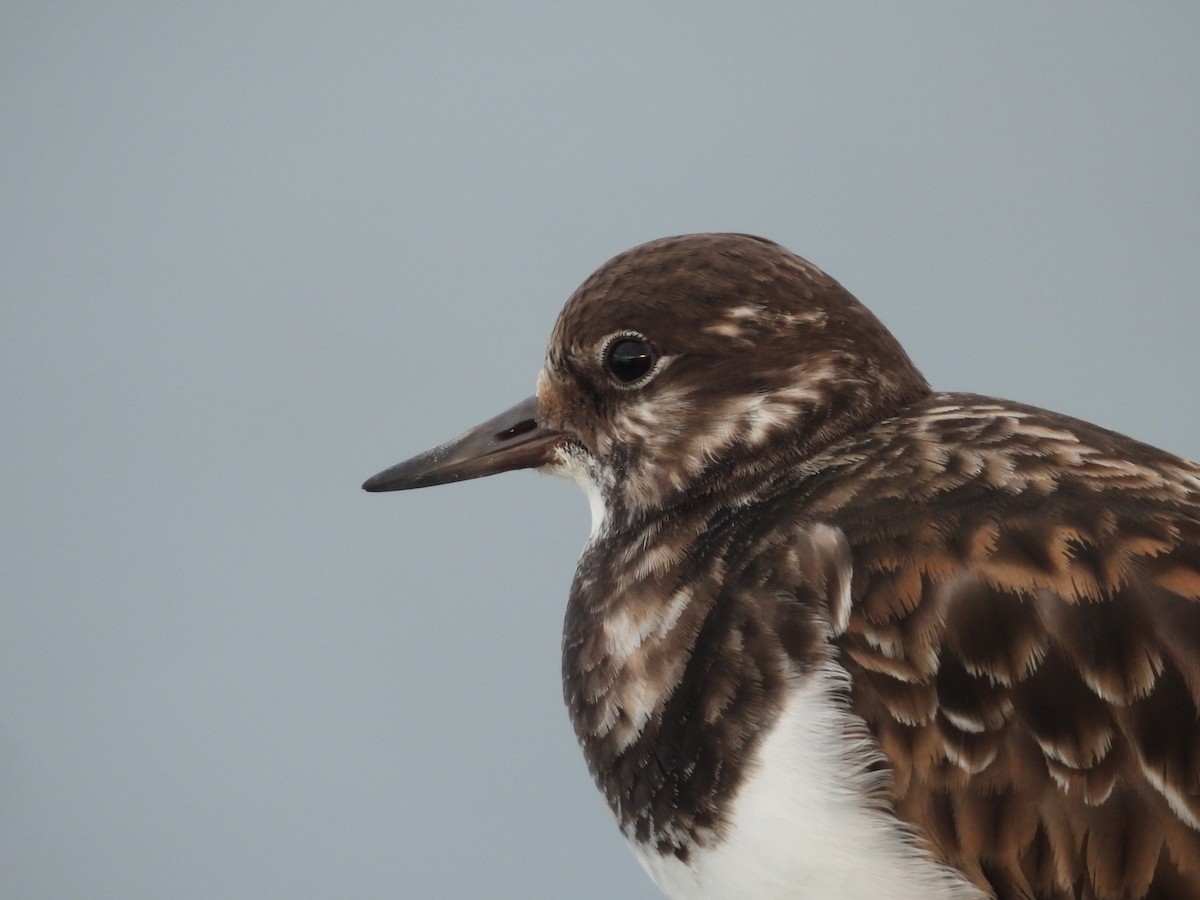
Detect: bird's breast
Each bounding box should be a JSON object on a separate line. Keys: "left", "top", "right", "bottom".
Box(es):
{"left": 628, "top": 657, "right": 984, "bottom": 900}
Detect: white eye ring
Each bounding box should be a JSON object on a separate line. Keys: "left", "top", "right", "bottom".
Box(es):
{"left": 600, "top": 331, "right": 659, "bottom": 389}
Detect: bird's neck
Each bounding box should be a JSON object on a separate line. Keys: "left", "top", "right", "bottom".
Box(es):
{"left": 558, "top": 387, "right": 934, "bottom": 854}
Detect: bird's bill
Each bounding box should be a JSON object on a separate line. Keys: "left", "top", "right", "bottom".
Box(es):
{"left": 362, "top": 395, "right": 566, "bottom": 492}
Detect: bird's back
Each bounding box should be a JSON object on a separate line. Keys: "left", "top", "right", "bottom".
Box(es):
{"left": 769, "top": 392, "right": 1200, "bottom": 899}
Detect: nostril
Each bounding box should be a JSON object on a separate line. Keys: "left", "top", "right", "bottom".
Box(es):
{"left": 496, "top": 419, "right": 538, "bottom": 441}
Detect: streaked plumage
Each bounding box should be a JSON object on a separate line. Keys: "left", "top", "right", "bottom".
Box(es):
{"left": 365, "top": 234, "right": 1200, "bottom": 899}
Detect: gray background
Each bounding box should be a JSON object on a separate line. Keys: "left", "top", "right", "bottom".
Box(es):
{"left": 3, "top": 5, "right": 1198, "bottom": 899}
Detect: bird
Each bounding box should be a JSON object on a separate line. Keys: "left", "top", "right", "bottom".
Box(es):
{"left": 363, "top": 233, "right": 1200, "bottom": 899}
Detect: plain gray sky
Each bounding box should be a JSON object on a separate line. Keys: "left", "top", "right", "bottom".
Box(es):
{"left": 3, "top": 5, "right": 1198, "bottom": 899}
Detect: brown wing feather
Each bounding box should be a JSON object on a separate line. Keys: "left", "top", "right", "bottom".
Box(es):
{"left": 807, "top": 396, "right": 1200, "bottom": 900}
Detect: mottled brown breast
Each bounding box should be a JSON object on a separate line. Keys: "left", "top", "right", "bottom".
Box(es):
{"left": 561, "top": 490, "right": 838, "bottom": 859}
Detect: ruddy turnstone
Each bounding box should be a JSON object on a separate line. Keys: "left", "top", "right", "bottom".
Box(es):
{"left": 364, "top": 234, "right": 1200, "bottom": 899}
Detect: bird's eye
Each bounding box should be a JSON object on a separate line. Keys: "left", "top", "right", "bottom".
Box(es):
{"left": 604, "top": 334, "right": 656, "bottom": 385}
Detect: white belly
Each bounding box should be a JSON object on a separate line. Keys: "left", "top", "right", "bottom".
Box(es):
{"left": 627, "top": 660, "right": 984, "bottom": 900}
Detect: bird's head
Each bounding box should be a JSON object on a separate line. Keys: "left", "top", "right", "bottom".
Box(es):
{"left": 364, "top": 233, "right": 929, "bottom": 532}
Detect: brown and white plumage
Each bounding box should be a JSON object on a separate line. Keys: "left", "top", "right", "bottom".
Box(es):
{"left": 780, "top": 396, "right": 1200, "bottom": 898}
{"left": 365, "top": 234, "right": 1200, "bottom": 899}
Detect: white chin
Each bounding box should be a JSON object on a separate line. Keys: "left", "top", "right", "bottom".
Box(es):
{"left": 547, "top": 444, "right": 610, "bottom": 541}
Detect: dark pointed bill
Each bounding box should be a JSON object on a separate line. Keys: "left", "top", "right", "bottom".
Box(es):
{"left": 362, "top": 395, "right": 566, "bottom": 492}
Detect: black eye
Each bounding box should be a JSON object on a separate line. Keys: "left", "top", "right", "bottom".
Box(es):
{"left": 605, "top": 336, "right": 656, "bottom": 384}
